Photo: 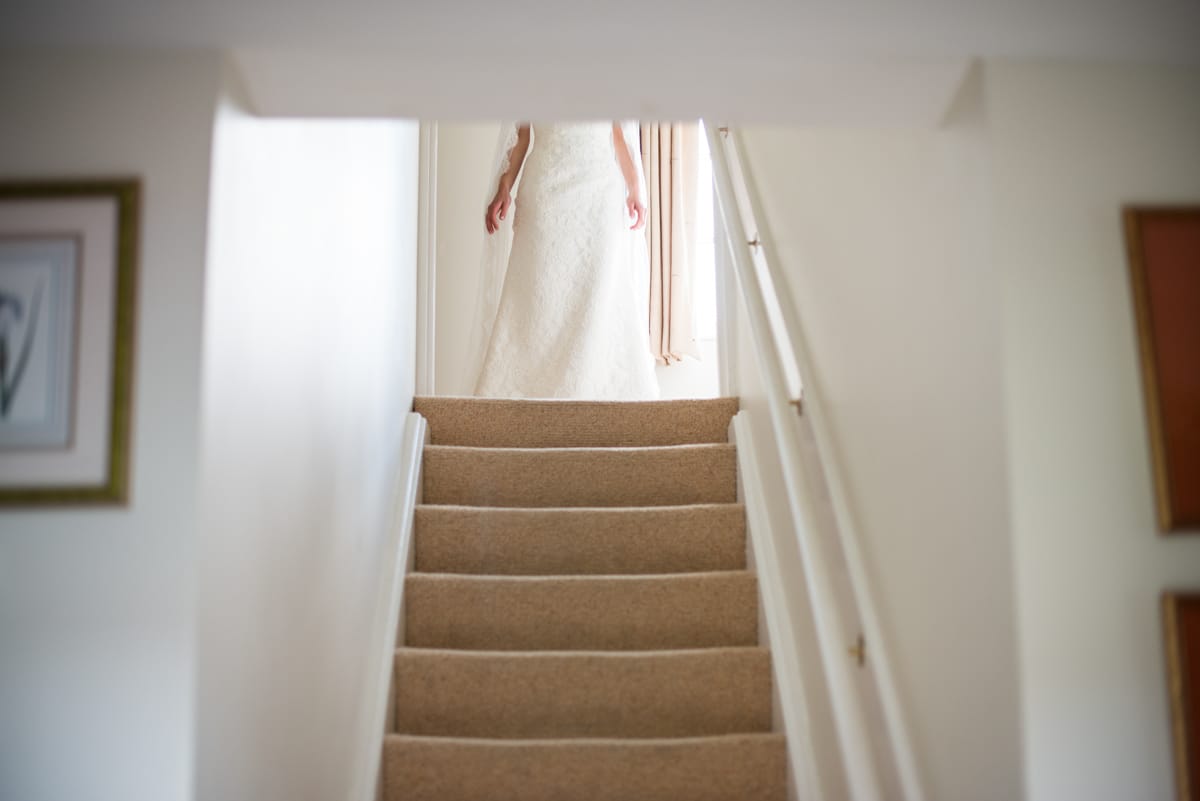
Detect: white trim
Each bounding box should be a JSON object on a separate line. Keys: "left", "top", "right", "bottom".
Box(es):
{"left": 348, "top": 412, "right": 427, "bottom": 801}
{"left": 415, "top": 122, "right": 438, "bottom": 396}
{"left": 732, "top": 412, "right": 821, "bottom": 801}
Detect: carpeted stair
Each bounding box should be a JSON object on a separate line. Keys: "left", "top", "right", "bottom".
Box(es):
{"left": 383, "top": 397, "right": 788, "bottom": 801}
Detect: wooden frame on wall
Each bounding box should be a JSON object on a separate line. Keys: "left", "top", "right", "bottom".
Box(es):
{"left": 1124, "top": 206, "right": 1200, "bottom": 533}
{"left": 1165, "top": 592, "right": 1200, "bottom": 801}
{"left": 0, "top": 179, "right": 140, "bottom": 505}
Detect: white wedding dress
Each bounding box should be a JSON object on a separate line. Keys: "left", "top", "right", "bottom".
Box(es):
{"left": 473, "top": 122, "right": 660, "bottom": 400}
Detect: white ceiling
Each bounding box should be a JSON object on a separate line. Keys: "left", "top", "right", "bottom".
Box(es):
{"left": 3, "top": 0, "right": 1197, "bottom": 60}
{"left": 2, "top": 0, "right": 1197, "bottom": 121}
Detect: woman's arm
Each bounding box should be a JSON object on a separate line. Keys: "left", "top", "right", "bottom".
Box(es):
{"left": 613, "top": 123, "right": 647, "bottom": 231}
{"left": 485, "top": 124, "right": 531, "bottom": 234}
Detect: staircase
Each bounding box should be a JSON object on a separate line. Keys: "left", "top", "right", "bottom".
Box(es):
{"left": 382, "top": 397, "right": 788, "bottom": 801}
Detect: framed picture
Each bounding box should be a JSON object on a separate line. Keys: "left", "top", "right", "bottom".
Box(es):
{"left": 1124, "top": 206, "right": 1200, "bottom": 532}
{"left": 1165, "top": 592, "right": 1200, "bottom": 801}
{"left": 0, "top": 179, "right": 139, "bottom": 505}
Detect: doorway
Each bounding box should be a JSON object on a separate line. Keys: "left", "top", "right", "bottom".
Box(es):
{"left": 420, "top": 121, "right": 721, "bottom": 399}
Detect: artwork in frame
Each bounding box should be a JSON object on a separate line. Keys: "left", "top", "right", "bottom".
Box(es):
{"left": 1124, "top": 206, "right": 1200, "bottom": 532}
{"left": 1165, "top": 592, "right": 1200, "bottom": 801}
{"left": 0, "top": 179, "right": 139, "bottom": 505}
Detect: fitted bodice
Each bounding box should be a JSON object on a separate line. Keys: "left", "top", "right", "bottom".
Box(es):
{"left": 524, "top": 122, "right": 618, "bottom": 181}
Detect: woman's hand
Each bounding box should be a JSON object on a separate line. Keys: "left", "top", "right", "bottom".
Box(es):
{"left": 484, "top": 125, "right": 531, "bottom": 235}
{"left": 626, "top": 194, "right": 647, "bottom": 231}
{"left": 485, "top": 185, "right": 513, "bottom": 234}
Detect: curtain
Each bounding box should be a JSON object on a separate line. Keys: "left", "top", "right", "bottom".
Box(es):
{"left": 640, "top": 122, "right": 700, "bottom": 364}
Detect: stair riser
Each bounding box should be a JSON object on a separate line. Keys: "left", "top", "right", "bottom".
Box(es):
{"left": 383, "top": 734, "right": 788, "bottom": 801}
{"left": 414, "top": 396, "right": 739, "bottom": 448}
{"left": 394, "top": 648, "right": 772, "bottom": 738}
{"left": 414, "top": 505, "right": 747, "bottom": 575}
{"left": 404, "top": 573, "right": 759, "bottom": 651}
{"left": 422, "top": 445, "right": 737, "bottom": 507}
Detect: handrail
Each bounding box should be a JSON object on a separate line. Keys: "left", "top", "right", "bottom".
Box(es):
{"left": 711, "top": 127, "right": 804, "bottom": 403}
{"left": 706, "top": 122, "right": 926, "bottom": 801}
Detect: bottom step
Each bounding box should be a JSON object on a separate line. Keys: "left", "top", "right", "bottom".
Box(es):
{"left": 382, "top": 733, "right": 788, "bottom": 801}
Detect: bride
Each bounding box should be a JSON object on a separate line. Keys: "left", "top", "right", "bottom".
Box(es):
{"left": 468, "top": 122, "right": 660, "bottom": 400}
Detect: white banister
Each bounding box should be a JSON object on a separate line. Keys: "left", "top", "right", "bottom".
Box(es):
{"left": 706, "top": 122, "right": 926, "bottom": 801}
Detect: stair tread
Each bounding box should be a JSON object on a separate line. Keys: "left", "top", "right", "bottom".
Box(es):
{"left": 407, "top": 569, "right": 757, "bottom": 582}
{"left": 386, "top": 731, "right": 785, "bottom": 745}
{"left": 393, "top": 646, "right": 772, "bottom": 738}
{"left": 383, "top": 732, "right": 787, "bottom": 801}
{"left": 396, "top": 645, "right": 768, "bottom": 656}
{"left": 414, "top": 396, "right": 738, "bottom": 448}
{"left": 424, "top": 443, "right": 735, "bottom": 454}
{"left": 404, "top": 571, "right": 758, "bottom": 651}
{"left": 415, "top": 501, "right": 745, "bottom": 511}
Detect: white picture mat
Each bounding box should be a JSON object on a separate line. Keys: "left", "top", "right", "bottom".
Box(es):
{"left": 0, "top": 237, "right": 79, "bottom": 447}
{"left": 0, "top": 199, "right": 116, "bottom": 487}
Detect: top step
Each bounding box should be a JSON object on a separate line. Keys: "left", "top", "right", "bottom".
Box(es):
{"left": 414, "top": 397, "right": 739, "bottom": 448}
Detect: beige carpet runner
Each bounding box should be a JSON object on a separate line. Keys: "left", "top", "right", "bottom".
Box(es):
{"left": 383, "top": 397, "right": 788, "bottom": 801}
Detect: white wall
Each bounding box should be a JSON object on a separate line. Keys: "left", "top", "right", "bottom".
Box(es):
{"left": 0, "top": 49, "right": 220, "bottom": 801}
{"left": 433, "top": 122, "right": 500, "bottom": 395}
{"left": 738, "top": 68, "right": 1021, "bottom": 801}
{"left": 737, "top": 61, "right": 1200, "bottom": 801}
{"left": 990, "top": 62, "right": 1200, "bottom": 801}
{"left": 656, "top": 338, "right": 720, "bottom": 399}
{"left": 194, "top": 69, "right": 419, "bottom": 801}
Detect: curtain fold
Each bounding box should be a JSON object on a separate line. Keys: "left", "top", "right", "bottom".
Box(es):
{"left": 640, "top": 122, "right": 700, "bottom": 365}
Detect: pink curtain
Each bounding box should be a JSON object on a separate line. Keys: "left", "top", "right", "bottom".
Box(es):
{"left": 641, "top": 123, "right": 700, "bottom": 365}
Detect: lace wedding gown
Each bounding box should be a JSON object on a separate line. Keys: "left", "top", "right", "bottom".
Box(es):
{"left": 474, "top": 122, "right": 659, "bottom": 400}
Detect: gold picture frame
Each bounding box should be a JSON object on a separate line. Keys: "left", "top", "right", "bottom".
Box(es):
{"left": 0, "top": 179, "right": 140, "bottom": 505}
{"left": 1165, "top": 592, "right": 1200, "bottom": 801}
